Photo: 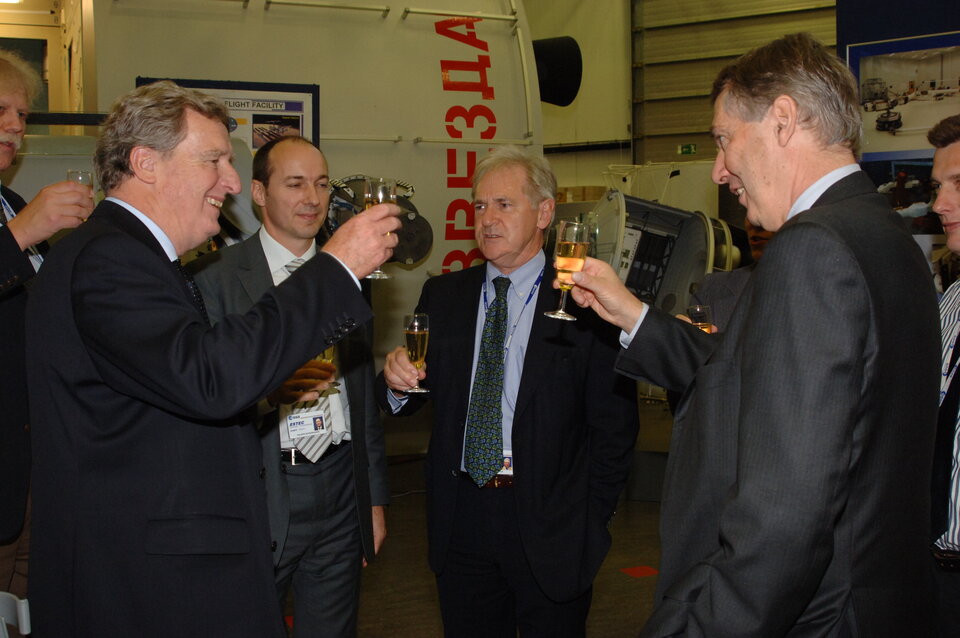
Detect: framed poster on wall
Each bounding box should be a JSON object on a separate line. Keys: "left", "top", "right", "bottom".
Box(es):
{"left": 847, "top": 31, "right": 960, "bottom": 163}
{"left": 136, "top": 77, "right": 320, "bottom": 150}
{"left": 845, "top": 32, "right": 960, "bottom": 233}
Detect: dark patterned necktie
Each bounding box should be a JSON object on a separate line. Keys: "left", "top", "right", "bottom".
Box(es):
{"left": 464, "top": 276, "right": 511, "bottom": 486}
{"left": 173, "top": 258, "right": 210, "bottom": 326}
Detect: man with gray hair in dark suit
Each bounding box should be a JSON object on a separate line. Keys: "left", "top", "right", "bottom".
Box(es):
{"left": 25, "top": 81, "right": 399, "bottom": 637}
{"left": 568, "top": 33, "right": 940, "bottom": 637}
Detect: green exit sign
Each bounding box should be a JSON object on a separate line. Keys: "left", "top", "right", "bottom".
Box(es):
{"left": 678, "top": 143, "right": 697, "bottom": 155}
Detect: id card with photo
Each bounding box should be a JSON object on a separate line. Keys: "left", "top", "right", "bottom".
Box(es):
{"left": 286, "top": 409, "right": 326, "bottom": 440}
{"left": 498, "top": 449, "right": 513, "bottom": 476}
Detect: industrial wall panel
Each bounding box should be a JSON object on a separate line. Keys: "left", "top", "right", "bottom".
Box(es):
{"left": 0, "top": 0, "right": 60, "bottom": 27}
{"left": 642, "top": 10, "right": 836, "bottom": 64}
{"left": 639, "top": 132, "right": 718, "bottom": 164}
{"left": 643, "top": 0, "right": 835, "bottom": 29}
{"left": 643, "top": 96, "right": 713, "bottom": 136}
{"left": 641, "top": 57, "right": 736, "bottom": 100}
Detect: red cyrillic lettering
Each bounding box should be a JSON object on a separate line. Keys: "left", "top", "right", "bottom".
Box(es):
{"left": 440, "top": 56, "right": 495, "bottom": 100}
{"left": 446, "top": 148, "right": 477, "bottom": 189}
{"left": 442, "top": 247, "right": 485, "bottom": 272}
{"left": 445, "top": 199, "right": 475, "bottom": 240}
{"left": 434, "top": 17, "right": 489, "bottom": 52}
{"left": 445, "top": 104, "right": 497, "bottom": 140}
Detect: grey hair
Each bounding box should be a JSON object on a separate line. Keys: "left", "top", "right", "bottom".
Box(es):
{"left": 0, "top": 49, "right": 41, "bottom": 107}
{"left": 95, "top": 80, "right": 231, "bottom": 193}
{"left": 711, "top": 33, "right": 862, "bottom": 157}
{"left": 471, "top": 145, "right": 557, "bottom": 205}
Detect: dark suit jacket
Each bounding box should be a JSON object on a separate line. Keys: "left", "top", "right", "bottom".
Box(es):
{"left": 0, "top": 186, "right": 33, "bottom": 542}
{"left": 618, "top": 172, "right": 940, "bottom": 637}
{"left": 25, "top": 199, "right": 371, "bottom": 638}
{"left": 377, "top": 257, "right": 638, "bottom": 603}
{"left": 192, "top": 234, "right": 389, "bottom": 564}
{"left": 690, "top": 264, "right": 755, "bottom": 332}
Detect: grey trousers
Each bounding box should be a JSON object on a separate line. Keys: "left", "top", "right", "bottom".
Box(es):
{"left": 275, "top": 443, "right": 362, "bottom": 638}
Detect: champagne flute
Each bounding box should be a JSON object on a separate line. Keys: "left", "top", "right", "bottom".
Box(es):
{"left": 68, "top": 170, "right": 97, "bottom": 217}
{"left": 403, "top": 313, "right": 429, "bottom": 393}
{"left": 67, "top": 169, "right": 93, "bottom": 187}
{"left": 363, "top": 177, "right": 395, "bottom": 280}
{"left": 545, "top": 220, "right": 591, "bottom": 321}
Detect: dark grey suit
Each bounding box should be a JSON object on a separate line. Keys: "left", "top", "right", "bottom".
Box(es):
{"left": 0, "top": 186, "right": 33, "bottom": 547}
{"left": 193, "top": 232, "right": 388, "bottom": 637}
{"left": 26, "top": 200, "right": 370, "bottom": 637}
{"left": 618, "top": 171, "right": 941, "bottom": 637}
{"left": 377, "top": 258, "right": 638, "bottom": 610}
{"left": 690, "top": 264, "right": 754, "bottom": 332}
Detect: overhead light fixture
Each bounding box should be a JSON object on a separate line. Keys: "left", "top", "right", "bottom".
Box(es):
{"left": 0, "top": 1, "right": 23, "bottom": 4}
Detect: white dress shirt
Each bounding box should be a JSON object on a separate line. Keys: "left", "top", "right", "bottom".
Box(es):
{"left": 259, "top": 227, "right": 351, "bottom": 451}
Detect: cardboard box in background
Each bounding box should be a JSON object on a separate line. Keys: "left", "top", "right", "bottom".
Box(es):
{"left": 556, "top": 185, "right": 607, "bottom": 203}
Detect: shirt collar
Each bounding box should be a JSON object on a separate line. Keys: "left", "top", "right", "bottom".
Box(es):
{"left": 485, "top": 250, "right": 545, "bottom": 301}
{"left": 259, "top": 225, "right": 317, "bottom": 275}
{"left": 787, "top": 164, "right": 861, "bottom": 221}
{"left": 106, "top": 196, "right": 178, "bottom": 261}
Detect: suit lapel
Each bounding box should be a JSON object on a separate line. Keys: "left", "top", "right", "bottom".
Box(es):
{"left": 339, "top": 329, "right": 366, "bottom": 431}
{"left": 513, "top": 263, "right": 561, "bottom": 420}
{"left": 446, "top": 267, "right": 485, "bottom": 420}
{"left": 94, "top": 200, "right": 172, "bottom": 263}
{"left": 236, "top": 236, "right": 274, "bottom": 306}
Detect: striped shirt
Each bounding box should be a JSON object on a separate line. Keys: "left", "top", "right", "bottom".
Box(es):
{"left": 937, "top": 278, "right": 960, "bottom": 551}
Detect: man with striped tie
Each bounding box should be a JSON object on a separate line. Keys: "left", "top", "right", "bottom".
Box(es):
{"left": 0, "top": 49, "right": 92, "bottom": 622}
{"left": 929, "top": 113, "right": 960, "bottom": 637}
{"left": 193, "top": 135, "right": 389, "bottom": 638}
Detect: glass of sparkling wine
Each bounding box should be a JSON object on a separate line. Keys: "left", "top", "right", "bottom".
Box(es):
{"left": 363, "top": 177, "right": 395, "bottom": 280}
{"left": 686, "top": 304, "right": 713, "bottom": 333}
{"left": 403, "top": 313, "right": 429, "bottom": 393}
{"left": 545, "top": 220, "right": 590, "bottom": 321}
{"left": 317, "top": 346, "right": 340, "bottom": 388}
{"left": 67, "top": 169, "right": 93, "bottom": 187}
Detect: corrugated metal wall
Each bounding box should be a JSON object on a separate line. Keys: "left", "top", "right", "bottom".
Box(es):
{"left": 633, "top": 0, "right": 837, "bottom": 164}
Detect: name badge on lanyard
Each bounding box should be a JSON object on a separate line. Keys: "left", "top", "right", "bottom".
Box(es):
{"left": 286, "top": 403, "right": 327, "bottom": 439}
{"left": 498, "top": 448, "right": 513, "bottom": 476}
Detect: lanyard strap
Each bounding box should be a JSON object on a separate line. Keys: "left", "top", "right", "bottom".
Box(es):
{"left": 482, "top": 268, "right": 544, "bottom": 355}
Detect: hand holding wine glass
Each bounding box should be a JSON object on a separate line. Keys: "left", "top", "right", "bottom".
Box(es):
{"left": 317, "top": 346, "right": 340, "bottom": 388}
{"left": 686, "top": 305, "right": 713, "bottom": 333}
{"left": 67, "top": 170, "right": 93, "bottom": 188}
{"left": 403, "top": 313, "right": 429, "bottom": 393}
{"left": 363, "top": 177, "right": 396, "bottom": 280}
{"left": 546, "top": 220, "right": 591, "bottom": 321}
